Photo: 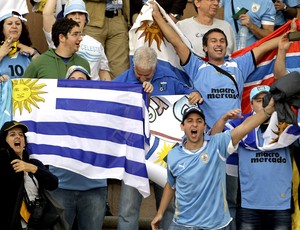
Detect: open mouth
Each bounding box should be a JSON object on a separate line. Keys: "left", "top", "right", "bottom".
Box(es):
{"left": 14, "top": 142, "right": 21, "bottom": 147}
{"left": 191, "top": 130, "right": 198, "bottom": 137}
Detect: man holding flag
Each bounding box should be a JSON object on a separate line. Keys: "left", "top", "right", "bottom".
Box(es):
{"left": 151, "top": 0, "right": 296, "bottom": 130}
{"left": 115, "top": 46, "right": 202, "bottom": 230}
{"left": 151, "top": 2, "right": 299, "bottom": 229}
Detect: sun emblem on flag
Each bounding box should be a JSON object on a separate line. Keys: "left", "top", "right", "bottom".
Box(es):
{"left": 154, "top": 141, "right": 174, "bottom": 168}
{"left": 12, "top": 79, "right": 47, "bottom": 115}
{"left": 136, "top": 20, "right": 164, "bottom": 51}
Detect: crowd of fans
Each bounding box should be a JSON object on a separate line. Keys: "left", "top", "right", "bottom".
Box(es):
{"left": 0, "top": 0, "right": 299, "bottom": 229}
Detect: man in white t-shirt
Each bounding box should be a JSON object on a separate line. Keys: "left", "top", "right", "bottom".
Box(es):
{"left": 177, "top": 0, "right": 236, "bottom": 58}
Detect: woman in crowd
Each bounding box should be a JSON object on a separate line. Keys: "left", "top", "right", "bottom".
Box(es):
{"left": 0, "top": 10, "right": 39, "bottom": 81}
{"left": 0, "top": 121, "right": 58, "bottom": 230}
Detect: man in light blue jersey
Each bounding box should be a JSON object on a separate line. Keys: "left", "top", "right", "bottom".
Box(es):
{"left": 151, "top": 97, "right": 275, "bottom": 229}
{"left": 151, "top": 1, "right": 292, "bottom": 131}
{"left": 220, "top": 0, "right": 276, "bottom": 47}
{"left": 214, "top": 84, "right": 299, "bottom": 230}
{"left": 273, "top": 21, "right": 300, "bottom": 229}
{"left": 151, "top": 3, "right": 299, "bottom": 230}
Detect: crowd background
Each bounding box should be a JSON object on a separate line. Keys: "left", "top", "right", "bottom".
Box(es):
{"left": 24, "top": 0, "right": 227, "bottom": 54}
{"left": 1, "top": 0, "right": 300, "bottom": 229}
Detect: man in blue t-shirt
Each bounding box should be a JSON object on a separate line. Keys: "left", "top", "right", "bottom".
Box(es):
{"left": 221, "top": 85, "right": 299, "bottom": 229}
{"left": 151, "top": 98, "right": 275, "bottom": 229}
{"left": 151, "top": 4, "right": 298, "bottom": 228}
{"left": 151, "top": 1, "right": 293, "bottom": 130}
{"left": 273, "top": 24, "right": 300, "bottom": 230}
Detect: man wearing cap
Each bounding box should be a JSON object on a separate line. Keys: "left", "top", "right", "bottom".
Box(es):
{"left": 151, "top": 97, "right": 276, "bottom": 229}
{"left": 42, "top": 0, "right": 111, "bottom": 81}
{"left": 273, "top": 27, "right": 300, "bottom": 230}
{"left": 212, "top": 85, "right": 300, "bottom": 229}
{"left": 151, "top": 4, "right": 299, "bottom": 229}
{"left": 23, "top": 18, "right": 90, "bottom": 79}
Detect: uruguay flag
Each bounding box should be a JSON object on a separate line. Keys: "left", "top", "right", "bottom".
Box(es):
{"left": 0, "top": 81, "right": 12, "bottom": 127}
{"left": 129, "top": 1, "right": 193, "bottom": 85}
{"left": 12, "top": 78, "right": 150, "bottom": 197}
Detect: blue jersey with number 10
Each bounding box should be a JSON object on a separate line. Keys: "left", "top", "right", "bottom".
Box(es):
{"left": 0, "top": 52, "right": 31, "bottom": 78}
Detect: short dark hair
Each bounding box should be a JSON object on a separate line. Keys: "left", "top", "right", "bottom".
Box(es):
{"left": 202, "top": 28, "right": 228, "bottom": 47}
{"left": 202, "top": 28, "right": 228, "bottom": 57}
{"left": 52, "top": 18, "right": 79, "bottom": 47}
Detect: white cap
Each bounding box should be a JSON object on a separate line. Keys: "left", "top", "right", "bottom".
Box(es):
{"left": 0, "top": 9, "right": 27, "bottom": 22}
{"left": 65, "top": 65, "right": 91, "bottom": 80}
{"left": 63, "top": 0, "right": 89, "bottom": 24}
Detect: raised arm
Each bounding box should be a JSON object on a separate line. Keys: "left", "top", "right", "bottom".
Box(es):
{"left": 273, "top": 33, "right": 291, "bottom": 79}
{"left": 43, "top": 0, "right": 57, "bottom": 33}
{"left": 210, "top": 109, "right": 242, "bottom": 135}
{"left": 274, "top": 18, "right": 298, "bottom": 79}
{"left": 252, "top": 18, "right": 299, "bottom": 64}
{"left": 150, "top": 1, "right": 190, "bottom": 64}
{"left": 231, "top": 98, "right": 274, "bottom": 146}
{"left": 252, "top": 34, "right": 283, "bottom": 63}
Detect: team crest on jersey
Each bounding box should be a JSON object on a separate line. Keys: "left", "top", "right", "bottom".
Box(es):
{"left": 200, "top": 152, "right": 209, "bottom": 163}
{"left": 251, "top": 3, "right": 260, "bottom": 12}
{"left": 159, "top": 81, "right": 167, "bottom": 92}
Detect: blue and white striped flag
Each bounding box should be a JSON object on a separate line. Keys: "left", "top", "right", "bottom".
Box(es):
{"left": 0, "top": 80, "right": 12, "bottom": 127}
{"left": 12, "top": 78, "right": 150, "bottom": 197}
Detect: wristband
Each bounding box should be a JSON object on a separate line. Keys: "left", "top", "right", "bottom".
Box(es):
{"left": 170, "top": 13, "right": 182, "bottom": 20}
{"left": 31, "top": 49, "right": 39, "bottom": 58}
{"left": 263, "top": 108, "right": 272, "bottom": 117}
